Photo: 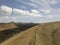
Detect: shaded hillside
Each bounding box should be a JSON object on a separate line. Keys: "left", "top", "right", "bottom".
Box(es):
{"left": 0, "top": 22, "right": 38, "bottom": 43}
{"left": 16, "top": 23, "right": 38, "bottom": 31}
{"left": 1, "top": 22, "right": 60, "bottom": 45}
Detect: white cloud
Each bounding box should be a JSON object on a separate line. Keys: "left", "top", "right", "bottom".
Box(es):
{"left": 0, "top": 5, "right": 12, "bottom": 15}
{"left": 29, "top": 13, "right": 42, "bottom": 17}
{"left": 13, "top": 8, "right": 42, "bottom": 17}
{"left": 31, "top": 9, "right": 39, "bottom": 14}
{"left": 0, "top": 5, "right": 42, "bottom": 17}
{"left": 13, "top": 8, "right": 24, "bottom": 15}
{"left": 13, "top": 8, "right": 30, "bottom": 15}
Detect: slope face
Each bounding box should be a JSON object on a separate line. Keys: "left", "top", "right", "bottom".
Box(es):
{"left": 1, "top": 22, "right": 60, "bottom": 45}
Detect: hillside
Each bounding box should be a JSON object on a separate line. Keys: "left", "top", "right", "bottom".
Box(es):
{"left": 1, "top": 22, "right": 60, "bottom": 45}
{"left": 0, "top": 22, "right": 38, "bottom": 43}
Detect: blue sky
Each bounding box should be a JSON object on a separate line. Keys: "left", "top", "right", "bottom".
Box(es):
{"left": 0, "top": 0, "right": 60, "bottom": 23}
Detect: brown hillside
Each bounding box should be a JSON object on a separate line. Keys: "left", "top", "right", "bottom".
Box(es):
{"left": 0, "top": 22, "right": 37, "bottom": 43}
{"left": 1, "top": 22, "right": 60, "bottom": 45}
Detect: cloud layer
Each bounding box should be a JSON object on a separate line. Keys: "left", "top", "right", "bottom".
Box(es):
{"left": 0, "top": 5, "right": 54, "bottom": 18}
{"left": 13, "top": 8, "right": 42, "bottom": 17}
{"left": 15, "top": 0, "right": 60, "bottom": 15}
{"left": 0, "top": 5, "right": 43, "bottom": 17}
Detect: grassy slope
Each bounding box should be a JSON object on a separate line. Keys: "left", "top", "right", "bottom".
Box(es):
{"left": 1, "top": 22, "right": 60, "bottom": 45}
{"left": 0, "top": 23, "right": 38, "bottom": 43}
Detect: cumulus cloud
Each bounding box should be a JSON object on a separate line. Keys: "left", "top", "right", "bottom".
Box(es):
{"left": 13, "top": 8, "right": 30, "bottom": 16}
{"left": 13, "top": 8, "right": 42, "bottom": 17}
{"left": 0, "top": 5, "right": 12, "bottom": 15}
{"left": 31, "top": 9, "right": 39, "bottom": 14}
{"left": 0, "top": 5, "right": 42, "bottom": 17}
{"left": 13, "top": 8, "right": 24, "bottom": 15}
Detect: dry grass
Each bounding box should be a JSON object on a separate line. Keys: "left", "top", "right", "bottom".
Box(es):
{"left": 0, "top": 23, "right": 37, "bottom": 43}
{"left": 1, "top": 22, "right": 60, "bottom": 45}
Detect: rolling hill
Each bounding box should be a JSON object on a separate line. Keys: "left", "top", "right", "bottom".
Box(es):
{"left": 0, "top": 22, "right": 38, "bottom": 43}
{"left": 0, "top": 22, "right": 60, "bottom": 45}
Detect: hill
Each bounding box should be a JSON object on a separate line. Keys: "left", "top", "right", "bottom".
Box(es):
{"left": 1, "top": 21, "right": 60, "bottom": 45}
{"left": 0, "top": 22, "right": 38, "bottom": 43}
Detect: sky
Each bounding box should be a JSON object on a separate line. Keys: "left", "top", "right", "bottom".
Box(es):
{"left": 0, "top": 0, "right": 60, "bottom": 23}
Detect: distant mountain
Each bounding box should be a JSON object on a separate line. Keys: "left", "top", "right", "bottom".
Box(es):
{"left": 1, "top": 21, "right": 60, "bottom": 45}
